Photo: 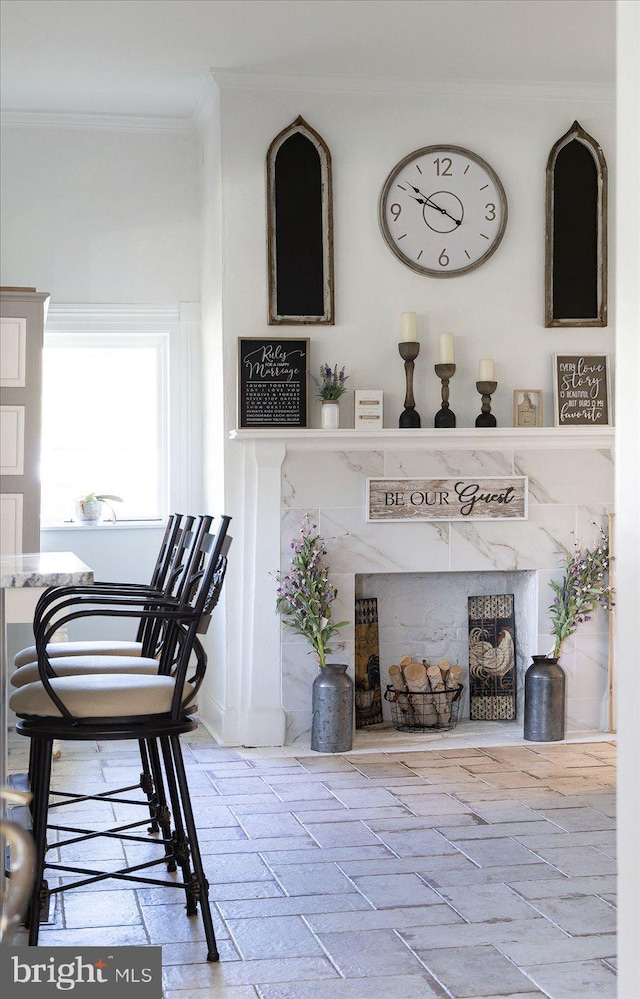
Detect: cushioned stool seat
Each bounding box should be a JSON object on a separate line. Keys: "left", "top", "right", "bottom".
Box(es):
{"left": 14, "top": 640, "right": 143, "bottom": 669}
{"left": 10, "top": 673, "right": 185, "bottom": 719}
{"left": 11, "top": 654, "right": 161, "bottom": 689}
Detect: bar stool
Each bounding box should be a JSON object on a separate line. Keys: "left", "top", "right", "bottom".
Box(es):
{"left": 10, "top": 514, "right": 231, "bottom": 961}
{"left": 10, "top": 515, "right": 201, "bottom": 834}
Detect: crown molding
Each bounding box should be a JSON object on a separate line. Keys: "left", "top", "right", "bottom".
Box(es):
{"left": 0, "top": 110, "right": 194, "bottom": 133}
{"left": 209, "top": 69, "right": 614, "bottom": 105}
{"left": 192, "top": 76, "right": 220, "bottom": 131}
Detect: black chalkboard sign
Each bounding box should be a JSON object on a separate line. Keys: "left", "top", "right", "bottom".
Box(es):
{"left": 238, "top": 338, "right": 309, "bottom": 428}
{"left": 552, "top": 141, "right": 598, "bottom": 319}
{"left": 545, "top": 122, "right": 607, "bottom": 328}
{"left": 267, "top": 117, "right": 334, "bottom": 325}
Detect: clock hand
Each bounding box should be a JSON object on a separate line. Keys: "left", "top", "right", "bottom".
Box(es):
{"left": 406, "top": 183, "right": 462, "bottom": 227}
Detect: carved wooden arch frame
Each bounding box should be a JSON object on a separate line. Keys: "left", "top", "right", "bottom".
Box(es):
{"left": 266, "top": 116, "right": 334, "bottom": 325}
{"left": 545, "top": 120, "right": 608, "bottom": 328}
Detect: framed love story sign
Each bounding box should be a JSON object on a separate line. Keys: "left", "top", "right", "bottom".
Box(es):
{"left": 553, "top": 353, "right": 611, "bottom": 427}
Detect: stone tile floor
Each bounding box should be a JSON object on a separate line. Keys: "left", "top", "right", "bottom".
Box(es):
{"left": 8, "top": 725, "right": 617, "bottom": 998}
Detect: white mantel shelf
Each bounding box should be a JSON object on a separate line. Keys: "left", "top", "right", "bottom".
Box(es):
{"left": 230, "top": 426, "right": 614, "bottom": 451}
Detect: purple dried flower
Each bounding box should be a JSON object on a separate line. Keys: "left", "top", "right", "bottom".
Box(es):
{"left": 548, "top": 526, "right": 614, "bottom": 658}
{"left": 274, "top": 517, "right": 348, "bottom": 668}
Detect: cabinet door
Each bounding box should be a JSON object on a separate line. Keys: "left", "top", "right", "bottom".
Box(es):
{"left": 0, "top": 290, "right": 49, "bottom": 555}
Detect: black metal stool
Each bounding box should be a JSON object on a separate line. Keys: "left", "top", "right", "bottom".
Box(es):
{"left": 10, "top": 514, "right": 231, "bottom": 961}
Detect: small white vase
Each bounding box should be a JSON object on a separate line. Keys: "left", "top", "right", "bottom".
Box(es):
{"left": 321, "top": 400, "right": 340, "bottom": 430}
{"left": 75, "top": 499, "right": 102, "bottom": 523}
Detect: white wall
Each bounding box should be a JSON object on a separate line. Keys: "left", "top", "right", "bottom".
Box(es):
{"left": 0, "top": 124, "right": 200, "bottom": 302}
{"left": 0, "top": 121, "right": 201, "bottom": 599}
{"left": 216, "top": 82, "right": 615, "bottom": 433}
{"left": 201, "top": 77, "right": 616, "bottom": 745}
{"left": 614, "top": 1, "right": 640, "bottom": 991}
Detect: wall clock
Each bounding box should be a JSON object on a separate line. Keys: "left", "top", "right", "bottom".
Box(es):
{"left": 378, "top": 145, "right": 508, "bottom": 277}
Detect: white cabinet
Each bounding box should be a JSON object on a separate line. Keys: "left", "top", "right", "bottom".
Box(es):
{"left": 0, "top": 289, "right": 50, "bottom": 555}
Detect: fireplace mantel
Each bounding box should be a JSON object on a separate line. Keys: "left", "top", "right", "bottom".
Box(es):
{"left": 218, "top": 421, "right": 614, "bottom": 749}
{"left": 230, "top": 426, "right": 614, "bottom": 452}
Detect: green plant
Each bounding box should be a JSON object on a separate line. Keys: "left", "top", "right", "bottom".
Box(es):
{"left": 313, "top": 363, "right": 348, "bottom": 401}
{"left": 275, "top": 517, "right": 348, "bottom": 668}
{"left": 76, "top": 493, "right": 123, "bottom": 522}
{"left": 78, "top": 492, "right": 122, "bottom": 505}
{"left": 547, "top": 525, "right": 614, "bottom": 658}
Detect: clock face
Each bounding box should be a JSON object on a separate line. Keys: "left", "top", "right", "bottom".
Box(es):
{"left": 379, "top": 145, "right": 508, "bottom": 277}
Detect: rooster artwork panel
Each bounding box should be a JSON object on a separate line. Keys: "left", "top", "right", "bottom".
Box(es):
{"left": 468, "top": 594, "right": 517, "bottom": 721}
{"left": 354, "top": 597, "right": 383, "bottom": 728}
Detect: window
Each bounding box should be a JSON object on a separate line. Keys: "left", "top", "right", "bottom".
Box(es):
{"left": 40, "top": 305, "right": 196, "bottom": 526}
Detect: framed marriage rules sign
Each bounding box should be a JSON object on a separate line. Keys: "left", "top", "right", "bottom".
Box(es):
{"left": 237, "top": 337, "right": 309, "bottom": 428}
{"left": 553, "top": 353, "right": 611, "bottom": 426}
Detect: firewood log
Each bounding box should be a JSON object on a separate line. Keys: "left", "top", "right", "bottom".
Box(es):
{"left": 437, "top": 658, "right": 451, "bottom": 682}
{"left": 445, "top": 663, "right": 463, "bottom": 690}
{"left": 403, "top": 660, "right": 428, "bottom": 693}
{"left": 389, "top": 663, "right": 407, "bottom": 692}
{"left": 388, "top": 663, "right": 411, "bottom": 721}
{"left": 426, "top": 664, "right": 450, "bottom": 724}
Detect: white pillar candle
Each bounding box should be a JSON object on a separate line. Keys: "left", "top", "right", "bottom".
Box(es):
{"left": 400, "top": 312, "right": 417, "bottom": 341}
{"left": 438, "top": 332, "right": 455, "bottom": 364}
{"left": 478, "top": 358, "right": 495, "bottom": 381}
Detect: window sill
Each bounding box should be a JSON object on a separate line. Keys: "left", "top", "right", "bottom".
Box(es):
{"left": 41, "top": 521, "right": 167, "bottom": 532}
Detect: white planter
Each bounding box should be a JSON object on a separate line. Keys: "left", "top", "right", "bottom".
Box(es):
{"left": 75, "top": 499, "right": 103, "bottom": 523}
{"left": 321, "top": 401, "right": 340, "bottom": 430}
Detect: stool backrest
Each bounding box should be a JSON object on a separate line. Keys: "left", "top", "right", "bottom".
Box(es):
{"left": 156, "top": 515, "right": 232, "bottom": 715}
{"left": 137, "top": 513, "right": 196, "bottom": 650}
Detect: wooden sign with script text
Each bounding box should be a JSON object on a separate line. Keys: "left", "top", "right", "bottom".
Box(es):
{"left": 367, "top": 477, "right": 528, "bottom": 522}
{"left": 553, "top": 353, "right": 611, "bottom": 426}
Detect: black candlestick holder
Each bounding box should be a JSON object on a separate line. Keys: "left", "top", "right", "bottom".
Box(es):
{"left": 434, "top": 363, "right": 456, "bottom": 428}
{"left": 475, "top": 380, "right": 498, "bottom": 427}
{"left": 398, "top": 341, "right": 421, "bottom": 428}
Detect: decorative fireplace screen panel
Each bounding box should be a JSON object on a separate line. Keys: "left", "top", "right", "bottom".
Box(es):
{"left": 354, "top": 597, "right": 383, "bottom": 728}
{"left": 468, "top": 593, "right": 517, "bottom": 721}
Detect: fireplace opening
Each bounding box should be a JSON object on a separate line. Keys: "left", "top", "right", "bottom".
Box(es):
{"left": 355, "top": 570, "right": 539, "bottom": 726}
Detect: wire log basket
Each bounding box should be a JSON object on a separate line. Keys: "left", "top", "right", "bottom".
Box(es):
{"left": 384, "top": 683, "right": 463, "bottom": 733}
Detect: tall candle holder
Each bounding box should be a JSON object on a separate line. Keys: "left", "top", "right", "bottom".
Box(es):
{"left": 398, "top": 341, "right": 421, "bottom": 428}
{"left": 434, "top": 363, "right": 456, "bottom": 428}
{"left": 475, "top": 380, "right": 498, "bottom": 427}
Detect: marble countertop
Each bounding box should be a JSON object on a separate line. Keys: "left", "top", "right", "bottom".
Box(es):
{"left": 0, "top": 551, "right": 94, "bottom": 589}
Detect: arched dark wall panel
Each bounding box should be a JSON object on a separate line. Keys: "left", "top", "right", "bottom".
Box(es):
{"left": 545, "top": 121, "right": 608, "bottom": 328}
{"left": 552, "top": 141, "right": 598, "bottom": 319}
{"left": 267, "top": 116, "right": 334, "bottom": 325}
{"left": 274, "top": 133, "right": 324, "bottom": 318}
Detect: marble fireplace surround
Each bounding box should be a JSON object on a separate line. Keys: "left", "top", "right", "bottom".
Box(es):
{"left": 231, "top": 427, "right": 614, "bottom": 748}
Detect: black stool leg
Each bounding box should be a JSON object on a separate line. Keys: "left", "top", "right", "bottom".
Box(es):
{"left": 145, "top": 738, "right": 176, "bottom": 872}
{"left": 26, "top": 736, "right": 53, "bottom": 944}
{"left": 138, "top": 739, "right": 160, "bottom": 832}
{"left": 158, "top": 736, "right": 195, "bottom": 910}
{"left": 169, "top": 734, "right": 219, "bottom": 962}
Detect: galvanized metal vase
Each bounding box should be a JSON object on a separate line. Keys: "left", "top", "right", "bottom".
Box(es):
{"left": 311, "top": 664, "right": 354, "bottom": 753}
{"left": 524, "top": 655, "right": 566, "bottom": 742}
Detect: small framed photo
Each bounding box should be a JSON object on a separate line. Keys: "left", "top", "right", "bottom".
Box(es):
{"left": 513, "top": 389, "right": 543, "bottom": 428}
{"left": 553, "top": 353, "right": 611, "bottom": 427}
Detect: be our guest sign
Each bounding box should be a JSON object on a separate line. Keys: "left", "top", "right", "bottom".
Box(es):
{"left": 367, "top": 477, "right": 528, "bottom": 522}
